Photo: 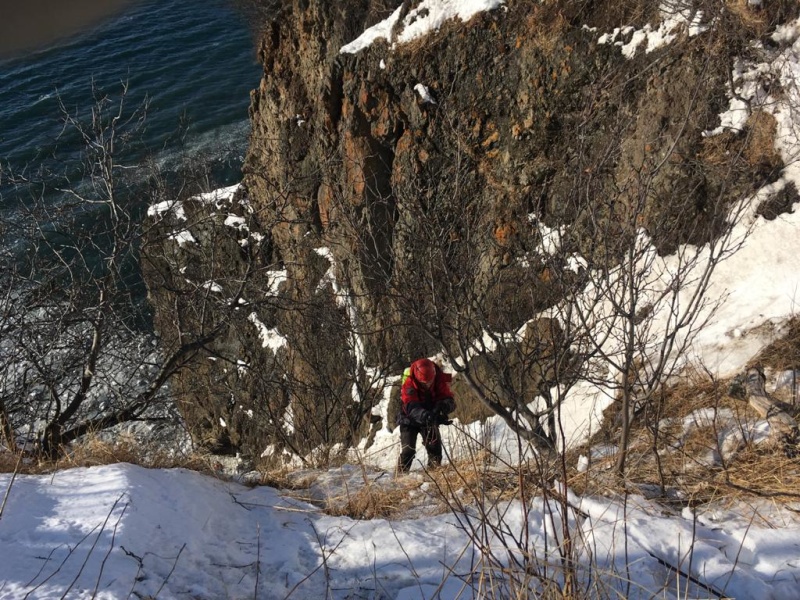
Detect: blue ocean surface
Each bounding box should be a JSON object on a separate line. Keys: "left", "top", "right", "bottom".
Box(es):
{"left": 0, "top": 0, "right": 261, "bottom": 198}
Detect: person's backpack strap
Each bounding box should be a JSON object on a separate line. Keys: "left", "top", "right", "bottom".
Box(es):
{"left": 401, "top": 367, "right": 412, "bottom": 386}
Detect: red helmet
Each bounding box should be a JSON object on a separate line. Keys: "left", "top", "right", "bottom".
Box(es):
{"left": 413, "top": 359, "right": 437, "bottom": 387}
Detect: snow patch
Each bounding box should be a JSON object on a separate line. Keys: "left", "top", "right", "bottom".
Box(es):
{"left": 248, "top": 312, "right": 287, "bottom": 352}
{"left": 598, "top": 4, "right": 707, "bottom": 59}
{"left": 341, "top": 0, "right": 505, "bottom": 54}
{"left": 148, "top": 200, "right": 186, "bottom": 221}
{"left": 414, "top": 83, "right": 437, "bottom": 104}
{"left": 168, "top": 229, "right": 196, "bottom": 246}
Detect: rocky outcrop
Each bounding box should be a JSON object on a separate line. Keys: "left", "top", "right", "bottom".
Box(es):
{"left": 145, "top": 0, "right": 798, "bottom": 460}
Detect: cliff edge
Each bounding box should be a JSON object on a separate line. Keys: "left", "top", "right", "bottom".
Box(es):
{"left": 145, "top": 0, "right": 799, "bottom": 459}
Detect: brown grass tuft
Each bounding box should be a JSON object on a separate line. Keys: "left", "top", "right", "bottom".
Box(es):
{"left": 323, "top": 477, "right": 424, "bottom": 519}
{"left": 725, "top": 0, "right": 768, "bottom": 33}
{"left": 272, "top": 467, "right": 433, "bottom": 520}
{"left": 700, "top": 111, "right": 781, "bottom": 180}
{"left": 432, "top": 457, "right": 525, "bottom": 503}
{"left": 751, "top": 317, "right": 800, "bottom": 373}
{"left": 744, "top": 111, "right": 782, "bottom": 170}
{"left": 0, "top": 451, "right": 22, "bottom": 474}
{"left": 61, "top": 434, "right": 216, "bottom": 472}
{"left": 0, "top": 434, "right": 223, "bottom": 478}
{"left": 256, "top": 467, "right": 300, "bottom": 490}
{"left": 567, "top": 366, "right": 800, "bottom": 507}
{"left": 700, "top": 130, "right": 739, "bottom": 168}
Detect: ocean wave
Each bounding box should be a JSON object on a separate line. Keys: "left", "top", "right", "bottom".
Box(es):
{"left": 33, "top": 92, "right": 53, "bottom": 105}
{"left": 0, "top": 0, "right": 259, "bottom": 255}
{"left": 0, "top": 0, "right": 259, "bottom": 172}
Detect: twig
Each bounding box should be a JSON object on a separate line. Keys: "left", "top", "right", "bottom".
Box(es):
{"left": 121, "top": 546, "right": 144, "bottom": 600}
{"left": 387, "top": 520, "right": 426, "bottom": 598}
{"left": 1, "top": 414, "right": 40, "bottom": 522}
{"left": 92, "top": 498, "right": 130, "bottom": 599}
{"left": 24, "top": 524, "right": 101, "bottom": 598}
{"left": 722, "top": 509, "right": 757, "bottom": 594}
{"left": 27, "top": 544, "right": 67, "bottom": 591}
{"left": 61, "top": 493, "right": 127, "bottom": 599}
{"left": 254, "top": 524, "right": 261, "bottom": 600}
{"left": 152, "top": 543, "right": 186, "bottom": 598}
{"left": 239, "top": 501, "right": 320, "bottom": 513}
{"left": 281, "top": 555, "right": 327, "bottom": 599}
{"left": 644, "top": 549, "right": 727, "bottom": 599}
{"left": 283, "top": 519, "right": 348, "bottom": 599}
{"left": 722, "top": 480, "right": 800, "bottom": 499}
{"left": 430, "top": 539, "right": 474, "bottom": 599}
{"left": 0, "top": 449, "right": 24, "bottom": 521}
{"left": 229, "top": 490, "right": 253, "bottom": 511}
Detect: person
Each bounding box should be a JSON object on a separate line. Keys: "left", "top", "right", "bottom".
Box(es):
{"left": 397, "top": 358, "right": 456, "bottom": 472}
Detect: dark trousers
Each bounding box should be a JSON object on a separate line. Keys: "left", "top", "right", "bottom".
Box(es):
{"left": 397, "top": 423, "right": 442, "bottom": 472}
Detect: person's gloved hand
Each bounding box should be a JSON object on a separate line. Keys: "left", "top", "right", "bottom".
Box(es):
{"left": 436, "top": 413, "right": 453, "bottom": 425}
{"left": 418, "top": 410, "right": 435, "bottom": 427}
{"left": 434, "top": 399, "right": 455, "bottom": 425}
{"left": 438, "top": 398, "right": 456, "bottom": 415}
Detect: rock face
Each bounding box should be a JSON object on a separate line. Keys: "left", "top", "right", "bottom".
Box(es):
{"left": 145, "top": 0, "right": 797, "bottom": 460}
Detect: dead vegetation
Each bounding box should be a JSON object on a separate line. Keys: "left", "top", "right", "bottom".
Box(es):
{"left": 560, "top": 310, "right": 800, "bottom": 508}
{"left": 567, "top": 362, "right": 800, "bottom": 508}
{"left": 753, "top": 317, "right": 800, "bottom": 372}
{"left": 0, "top": 433, "right": 231, "bottom": 478}
{"left": 317, "top": 475, "right": 429, "bottom": 520}
{"left": 277, "top": 360, "right": 800, "bottom": 522}
{"left": 4, "top": 367, "right": 800, "bottom": 521}
{"left": 6, "top": 319, "right": 800, "bottom": 522}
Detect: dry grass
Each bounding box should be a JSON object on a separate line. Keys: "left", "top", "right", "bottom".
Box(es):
{"left": 707, "top": 442, "right": 800, "bottom": 499}
{"left": 63, "top": 434, "right": 224, "bottom": 473}
{"left": 566, "top": 368, "right": 800, "bottom": 507}
{"left": 0, "top": 434, "right": 225, "bottom": 478}
{"left": 432, "top": 456, "right": 526, "bottom": 502}
{"left": 526, "top": 4, "right": 571, "bottom": 57}
{"left": 744, "top": 111, "right": 783, "bottom": 170}
{"left": 752, "top": 316, "right": 800, "bottom": 372}
{"left": 0, "top": 451, "right": 22, "bottom": 474}
{"left": 322, "top": 476, "right": 426, "bottom": 519}
{"left": 259, "top": 450, "right": 545, "bottom": 521}
{"left": 700, "top": 111, "right": 781, "bottom": 177}
{"left": 257, "top": 466, "right": 302, "bottom": 490}
{"left": 725, "top": 0, "right": 768, "bottom": 33}
{"left": 699, "top": 130, "right": 739, "bottom": 167}
{"left": 268, "top": 467, "right": 435, "bottom": 520}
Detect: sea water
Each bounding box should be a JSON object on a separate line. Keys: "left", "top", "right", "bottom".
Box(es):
{"left": 0, "top": 0, "right": 261, "bottom": 202}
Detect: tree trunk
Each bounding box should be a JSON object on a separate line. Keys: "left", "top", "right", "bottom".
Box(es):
{"left": 0, "top": 400, "right": 14, "bottom": 451}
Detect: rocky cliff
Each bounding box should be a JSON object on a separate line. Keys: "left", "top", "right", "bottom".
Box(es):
{"left": 145, "top": 0, "right": 799, "bottom": 460}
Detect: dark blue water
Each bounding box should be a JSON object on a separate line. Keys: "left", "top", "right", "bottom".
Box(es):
{"left": 0, "top": 0, "right": 260, "bottom": 198}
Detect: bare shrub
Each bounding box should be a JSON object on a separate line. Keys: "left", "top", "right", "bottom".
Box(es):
{"left": 0, "top": 83, "right": 244, "bottom": 459}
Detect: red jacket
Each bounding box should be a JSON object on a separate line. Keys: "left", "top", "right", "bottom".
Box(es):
{"left": 400, "top": 360, "right": 455, "bottom": 426}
